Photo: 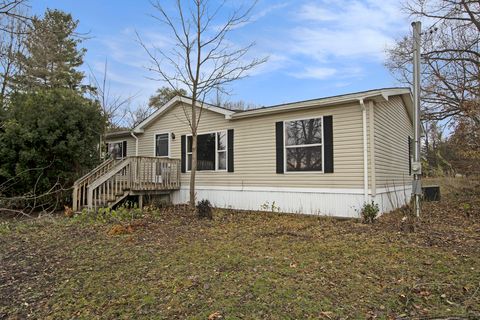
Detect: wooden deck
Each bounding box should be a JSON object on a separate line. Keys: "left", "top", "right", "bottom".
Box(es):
{"left": 72, "top": 157, "right": 181, "bottom": 211}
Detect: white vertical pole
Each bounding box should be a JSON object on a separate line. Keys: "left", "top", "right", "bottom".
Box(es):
{"left": 359, "top": 99, "right": 369, "bottom": 204}
{"left": 412, "top": 21, "right": 422, "bottom": 217}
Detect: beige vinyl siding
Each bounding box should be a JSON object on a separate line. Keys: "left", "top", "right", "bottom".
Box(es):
{"left": 105, "top": 136, "right": 135, "bottom": 157}
{"left": 137, "top": 101, "right": 365, "bottom": 189}
{"left": 374, "top": 96, "right": 414, "bottom": 189}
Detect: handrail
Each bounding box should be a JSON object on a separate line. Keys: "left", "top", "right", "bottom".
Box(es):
{"left": 74, "top": 158, "right": 115, "bottom": 185}
{"left": 74, "top": 156, "right": 181, "bottom": 211}
{"left": 89, "top": 158, "right": 132, "bottom": 190}
{"left": 72, "top": 158, "right": 121, "bottom": 211}
{"left": 129, "top": 156, "right": 181, "bottom": 160}
{"left": 87, "top": 158, "right": 133, "bottom": 210}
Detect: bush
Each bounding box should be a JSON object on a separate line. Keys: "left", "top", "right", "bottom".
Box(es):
{"left": 360, "top": 201, "right": 379, "bottom": 224}
{"left": 197, "top": 199, "right": 213, "bottom": 219}
{"left": 0, "top": 89, "right": 104, "bottom": 209}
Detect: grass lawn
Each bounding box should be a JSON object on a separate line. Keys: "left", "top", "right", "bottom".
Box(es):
{"left": 1, "top": 178, "right": 479, "bottom": 319}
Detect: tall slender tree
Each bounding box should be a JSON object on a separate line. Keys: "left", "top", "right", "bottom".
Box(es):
{"left": 88, "top": 59, "right": 136, "bottom": 128}
{"left": 88, "top": 59, "right": 136, "bottom": 159}
{"left": 0, "top": 12, "right": 26, "bottom": 105}
{"left": 16, "top": 9, "right": 86, "bottom": 91}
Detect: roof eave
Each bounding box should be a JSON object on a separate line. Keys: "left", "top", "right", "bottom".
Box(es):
{"left": 133, "top": 96, "right": 235, "bottom": 132}
{"left": 231, "top": 88, "right": 411, "bottom": 120}
{"left": 105, "top": 130, "right": 133, "bottom": 139}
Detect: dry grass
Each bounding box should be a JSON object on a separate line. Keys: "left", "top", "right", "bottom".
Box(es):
{"left": 0, "top": 177, "right": 479, "bottom": 319}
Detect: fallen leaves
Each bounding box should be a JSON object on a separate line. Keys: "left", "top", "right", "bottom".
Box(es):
{"left": 64, "top": 206, "right": 73, "bottom": 218}
{"left": 107, "top": 224, "right": 134, "bottom": 236}
{"left": 0, "top": 177, "right": 479, "bottom": 319}
{"left": 208, "top": 311, "right": 222, "bottom": 319}
{"left": 319, "top": 311, "right": 333, "bottom": 319}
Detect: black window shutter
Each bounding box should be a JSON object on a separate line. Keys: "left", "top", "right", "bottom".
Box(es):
{"left": 122, "top": 141, "right": 127, "bottom": 158}
{"left": 275, "top": 121, "right": 284, "bottom": 174}
{"left": 180, "top": 135, "right": 186, "bottom": 173}
{"left": 227, "top": 129, "right": 234, "bottom": 172}
{"left": 408, "top": 137, "right": 412, "bottom": 175}
{"left": 323, "top": 116, "right": 334, "bottom": 173}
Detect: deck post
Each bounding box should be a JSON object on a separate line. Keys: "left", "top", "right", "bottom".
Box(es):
{"left": 87, "top": 187, "right": 93, "bottom": 210}
{"left": 72, "top": 186, "right": 78, "bottom": 212}
{"left": 138, "top": 194, "right": 143, "bottom": 209}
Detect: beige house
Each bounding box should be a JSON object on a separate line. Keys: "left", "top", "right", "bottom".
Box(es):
{"left": 74, "top": 87, "right": 414, "bottom": 218}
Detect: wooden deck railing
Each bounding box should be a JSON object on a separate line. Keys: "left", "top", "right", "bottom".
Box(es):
{"left": 72, "top": 158, "right": 118, "bottom": 211}
{"left": 72, "top": 157, "right": 181, "bottom": 211}
{"left": 129, "top": 156, "right": 181, "bottom": 191}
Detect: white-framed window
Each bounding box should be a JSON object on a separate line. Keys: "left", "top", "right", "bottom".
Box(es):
{"left": 217, "top": 131, "right": 227, "bottom": 170}
{"left": 107, "top": 140, "right": 126, "bottom": 159}
{"left": 187, "top": 130, "right": 227, "bottom": 171}
{"left": 155, "top": 132, "right": 170, "bottom": 157}
{"left": 284, "top": 117, "right": 323, "bottom": 172}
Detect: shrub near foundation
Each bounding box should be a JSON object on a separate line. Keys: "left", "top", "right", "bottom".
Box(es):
{"left": 197, "top": 199, "right": 213, "bottom": 219}
{"left": 361, "top": 201, "right": 380, "bottom": 224}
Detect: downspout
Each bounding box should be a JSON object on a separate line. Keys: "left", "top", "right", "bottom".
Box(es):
{"left": 130, "top": 131, "right": 139, "bottom": 156}
{"left": 368, "top": 101, "right": 376, "bottom": 200}
{"left": 359, "top": 99, "right": 369, "bottom": 203}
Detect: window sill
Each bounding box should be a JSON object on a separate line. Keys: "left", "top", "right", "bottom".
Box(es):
{"left": 185, "top": 170, "right": 228, "bottom": 173}
{"left": 284, "top": 171, "right": 325, "bottom": 174}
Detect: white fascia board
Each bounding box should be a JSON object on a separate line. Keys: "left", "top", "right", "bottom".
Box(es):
{"left": 231, "top": 88, "right": 411, "bottom": 120}
{"left": 133, "top": 96, "right": 180, "bottom": 133}
{"left": 133, "top": 96, "right": 235, "bottom": 133}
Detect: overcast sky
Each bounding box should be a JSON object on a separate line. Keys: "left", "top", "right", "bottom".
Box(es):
{"left": 31, "top": 0, "right": 412, "bottom": 108}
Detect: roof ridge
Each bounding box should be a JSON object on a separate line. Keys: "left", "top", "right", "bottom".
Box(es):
{"left": 238, "top": 87, "right": 411, "bottom": 112}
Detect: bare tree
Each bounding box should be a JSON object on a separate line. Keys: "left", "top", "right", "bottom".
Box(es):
{"left": 88, "top": 59, "right": 134, "bottom": 128}
{"left": 0, "top": 12, "right": 26, "bottom": 104}
{"left": 0, "top": 0, "right": 29, "bottom": 26}
{"left": 88, "top": 59, "right": 137, "bottom": 158}
{"left": 386, "top": 0, "right": 480, "bottom": 126}
{"left": 126, "top": 103, "right": 156, "bottom": 129}
{"left": 138, "top": 0, "right": 267, "bottom": 209}
{"left": 210, "top": 87, "right": 260, "bottom": 110}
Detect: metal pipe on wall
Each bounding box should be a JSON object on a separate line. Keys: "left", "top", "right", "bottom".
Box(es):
{"left": 412, "top": 21, "right": 422, "bottom": 217}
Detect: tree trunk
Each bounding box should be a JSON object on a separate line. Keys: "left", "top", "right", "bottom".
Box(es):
{"left": 189, "top": 88, "right": 198, "bottom": 211}
{"left": 189, "top": 133, "right": 197, "bottom": 210}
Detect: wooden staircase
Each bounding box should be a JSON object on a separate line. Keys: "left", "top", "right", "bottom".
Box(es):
{"left": 72, "top": 157, "right": 181, "bottom": 211}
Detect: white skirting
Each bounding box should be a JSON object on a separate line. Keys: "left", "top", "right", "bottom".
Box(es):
{"left": 373, "top": 185, "right": 412, "bottom": 214}
{"left": 171, "top": 185, "right": 412, "bottom": 218}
